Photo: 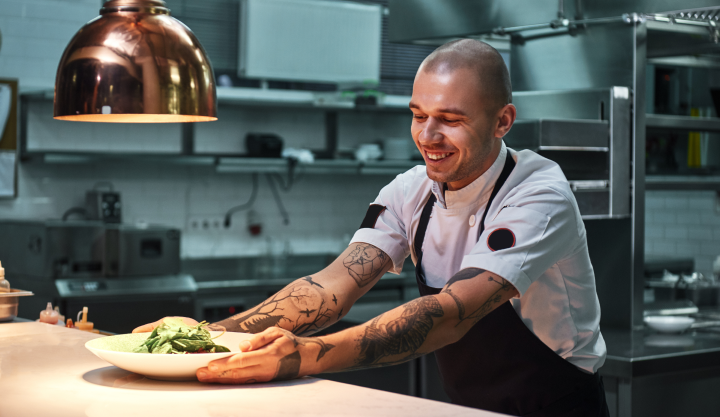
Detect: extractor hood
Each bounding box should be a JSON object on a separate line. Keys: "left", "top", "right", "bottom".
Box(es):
{"left": 388, "top": 0, "right": 720, "bottom": 44}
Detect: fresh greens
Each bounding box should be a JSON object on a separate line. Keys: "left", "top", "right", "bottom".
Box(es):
{"left": 132, "top": 318, "right": 231, "bottom": 354}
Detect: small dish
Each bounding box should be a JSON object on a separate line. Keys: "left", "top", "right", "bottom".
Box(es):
{"left": 85, "top": 331, "right": 253, "bottom": 381}
{"left": 644, "top": 315, "right": 695, "bottom": 333}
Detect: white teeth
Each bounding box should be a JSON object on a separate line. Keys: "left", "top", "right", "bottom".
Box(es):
{"left": 427, "top": 153, "right": 449, "bottom": 160}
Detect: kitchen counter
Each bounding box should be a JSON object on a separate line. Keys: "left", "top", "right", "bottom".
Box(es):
{"left": 602, "top": 327, "right": 720, "bottom": 378}
{"left": 599, "top": 327, "right": 720, "bottom": 417}
{"left": 0, "top": 322, "right": 500, "bottom": 417}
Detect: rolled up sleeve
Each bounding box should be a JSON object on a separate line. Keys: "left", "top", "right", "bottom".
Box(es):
{"left": 461, "top": 187, "right": 581, "bottom": 296}
{"left": 350, "top": 177, "right": 411, "bottom": 274}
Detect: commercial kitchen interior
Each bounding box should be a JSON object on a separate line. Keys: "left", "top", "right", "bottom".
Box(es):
{"left": 1, "top": 0, "right": 720, "bottom": 416}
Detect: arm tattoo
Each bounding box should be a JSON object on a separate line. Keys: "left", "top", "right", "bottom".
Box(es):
{"left": 283, "top": 331, "right": 336, "bottom": 361}
{"left": 273, "top": 351, "right": 301, "bottom": 381}
{"left": 215, "top": 278, "right": 334, "bottom": 335}
{"left": 351, "top": 296, "right": 443, "bottom": 370}
{"left": 343, "top": 243, "right": 389, "bottom": 287}
{"left": 441, "top": 268, "right": 514, "bottom": 327}
{"left": 290, "top": 298, "right": 335, "bottom": 336}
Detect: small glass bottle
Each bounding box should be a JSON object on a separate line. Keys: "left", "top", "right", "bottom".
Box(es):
{"left": 39, "top": 302, "right": 59, "bottom": 325}
{"left": 0, "top": 261, "right": 9, "bottom": 293}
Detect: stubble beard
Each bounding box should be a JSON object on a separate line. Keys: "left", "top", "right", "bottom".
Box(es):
{"left": 426, "top": 135, "right": 496, "bottom": 186}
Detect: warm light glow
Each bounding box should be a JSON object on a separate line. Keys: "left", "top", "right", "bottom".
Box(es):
{"left": 169, "top": 66, "right": 181, "bottom": 84}
{"left": 54, "top": 114, "right": 217, "bottom": 123}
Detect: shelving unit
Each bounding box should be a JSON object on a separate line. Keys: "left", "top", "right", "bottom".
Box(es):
{"left": 18, "top": 88, "right": 416, "bottom": 176}
{"left": 646, "top": 175, "right": 720, "bottom": 191}
{"left": 646, "top": 114, "right": 720, "bottom": 133}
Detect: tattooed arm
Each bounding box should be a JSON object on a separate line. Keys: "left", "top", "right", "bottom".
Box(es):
{"left": 196, "top": 268, "right": 518, "bottom": 383}
{"left": 132, "top": 242, "right": 393, "bottom": 336}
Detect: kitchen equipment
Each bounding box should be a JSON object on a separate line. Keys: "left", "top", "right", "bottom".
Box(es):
{"left": 85, "top": 190, "right": 121, "bottom": 223}
{"left": 245, "top": 133, "right": 283, "bottom": 158}
{"left": 355, "top": 144, "right": 382, "bottom": 162}
{"left": 644, "top": 315, "right": 695, "bottom": 333}
{"left": 85, "top": 331, "right": 252, "bottom": 381}
{"left": 0, "top": 220, "right": 191, "bottom": 333}
{"left": 0, "top": 289, "right": 34, "bottom": 322}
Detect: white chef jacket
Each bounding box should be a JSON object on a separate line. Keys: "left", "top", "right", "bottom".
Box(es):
{"left": 351, "top": 141, "right": 607, "bottom": 374}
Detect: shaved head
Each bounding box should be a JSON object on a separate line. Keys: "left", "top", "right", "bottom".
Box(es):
{"left": 419, "top": 39, "right": 512, "bottom": 114}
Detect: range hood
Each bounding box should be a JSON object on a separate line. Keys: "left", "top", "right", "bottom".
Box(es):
{"left": 388, "top": 0, "right": 720, "bottom": 44}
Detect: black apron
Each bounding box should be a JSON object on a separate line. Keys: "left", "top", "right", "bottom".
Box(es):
{"left": 414, "top": 152, "right": 609, "bottom": 417}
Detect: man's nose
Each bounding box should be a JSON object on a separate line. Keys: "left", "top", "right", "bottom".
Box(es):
{"left": 418, "top": 118, "right": 443, "bottom": 145}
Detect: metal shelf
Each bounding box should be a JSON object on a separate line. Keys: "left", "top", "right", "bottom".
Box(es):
{"left": 21, "top": 88, "right": 412, "bottom": 113}
{"left": 646, "top": 114, "right": 720, "bottom": 133}
{"left": 217, "top": 157, "right": 421, "bottom": 176}
{"left": 26, "top": 152, "right": 216, "bottom": 166}
{"left": 216, "top": 87, "right": 411, "bottom": 112}
{"left": 646, "top": 176, "right": 720, "bottom": 191}
{"left": 26, "top": 152, "right": 423, "bottom": 176}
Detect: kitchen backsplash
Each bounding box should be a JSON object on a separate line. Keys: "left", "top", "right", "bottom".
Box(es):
{"left": 1, "top": 157, "right": 400, "bottom": 258}
{"left": 645, "top": 190, "right": 720, "bottom": 278}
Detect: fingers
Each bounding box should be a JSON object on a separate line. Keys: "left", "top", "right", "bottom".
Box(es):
{"left": 242, "top": 327, "right": 286, "bottom": 352}
{"left": 132, "top": 319, "right": 163, "bottom": 333}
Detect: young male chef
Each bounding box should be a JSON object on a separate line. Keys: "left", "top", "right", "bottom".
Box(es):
{"left": 136, "top": 39, "right": 609, "bottom": 416}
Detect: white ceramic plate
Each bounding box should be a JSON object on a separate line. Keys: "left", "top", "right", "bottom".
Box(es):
{"left": 644, "top": 316, "right": 695, "bottom": 333}
{"left": 85, "top": 331, "right": 253, "bottom": 381}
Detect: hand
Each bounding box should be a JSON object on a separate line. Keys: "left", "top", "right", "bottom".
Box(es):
{"left": 131, "top": 316, "right": 199, "bottom": 333}
{"left": 196, "top": 328, "right": 333, "bottom": 384}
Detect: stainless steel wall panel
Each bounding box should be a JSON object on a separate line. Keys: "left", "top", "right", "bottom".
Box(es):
{"left": 388, "top": 0, "right": 564, "bottom": 43}
{"left": 511, "top": 23, "right": 636, "bottom": 92}
{"left": 513, "top": 89, "right": 611, "bottom": 120}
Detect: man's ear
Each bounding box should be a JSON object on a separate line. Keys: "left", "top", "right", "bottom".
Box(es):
{"left": 495, "top": 104, "right": 516, "bottom": 138}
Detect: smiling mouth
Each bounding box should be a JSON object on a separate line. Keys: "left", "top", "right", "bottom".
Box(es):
{"left": 426, "top": 152, "right": 453, "bottom": 161}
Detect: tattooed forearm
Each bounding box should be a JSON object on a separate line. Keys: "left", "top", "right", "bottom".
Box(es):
{"left": 283, "top": 331, "right": 336, "bottom": 361}
{"left": 291, "top": 298, "right": 335, "bottom": 336}
{"left": 343, "top": 243, "right": 389, "bottom": 288}
{"left": 441, "top": 268, "right": 515, "bottom": 327}
{"left": 214, "top": 276, "right": 335, "bottom": 335}
{"left": 351, "top": 296, "right": 444, "bottom": 370}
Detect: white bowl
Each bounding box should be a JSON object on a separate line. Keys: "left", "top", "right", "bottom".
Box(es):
{"left": 85, "top": 331, "right": 253, "bottom": 381}
{"left": 644, "top": 316, "right": 695, "bottom": 333}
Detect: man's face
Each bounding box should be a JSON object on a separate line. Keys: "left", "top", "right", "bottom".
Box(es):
{"left": 410, "top": 67, "right": 501, "bottom": 191}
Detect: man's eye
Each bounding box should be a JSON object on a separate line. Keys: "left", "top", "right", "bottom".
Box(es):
{"left": 413, "top": 115, "right": 426, "bottom": 120}
{"left": 444, "top": 118, "right": 459, "bottom": 123}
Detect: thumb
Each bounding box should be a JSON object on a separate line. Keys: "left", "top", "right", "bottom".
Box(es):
{"left": 132, "top": 319, "right": 163, "bottom": 333}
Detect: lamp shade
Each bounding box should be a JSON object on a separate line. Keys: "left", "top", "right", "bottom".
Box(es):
{"left": 54, "top": 0, "right": 217, "bottom": 123}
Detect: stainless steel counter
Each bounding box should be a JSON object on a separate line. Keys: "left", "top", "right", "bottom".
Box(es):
{"left": 599, "top": 328, "right": 720, "bottom": 417}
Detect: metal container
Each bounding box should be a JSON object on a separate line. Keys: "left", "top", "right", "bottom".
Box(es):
{"left": 0, "top": 289, "right": 34, "bottom": 322}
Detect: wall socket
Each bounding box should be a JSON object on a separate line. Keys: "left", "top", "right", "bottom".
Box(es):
{"left": 188, "top": 216, "right": 225, "bottom": 231}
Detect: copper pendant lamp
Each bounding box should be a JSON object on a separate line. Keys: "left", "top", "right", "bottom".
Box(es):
{"left": 54, "top": 0, "right": 217, "bottom": 123}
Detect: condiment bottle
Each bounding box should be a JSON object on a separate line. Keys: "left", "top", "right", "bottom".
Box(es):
{"left": 75, "top": 306, "right": 94, "bottom": 332}
{"left": 66, "top": 318, "right": 74, "bottom": 328}
{"left": 0, "top": 261, "right": 10, "bottom": 293}
{"left": 55, "top": 306, "right": 65, "bottom": 323}
{"left": 39, "top": 302, "right": 59, "bottom": 324}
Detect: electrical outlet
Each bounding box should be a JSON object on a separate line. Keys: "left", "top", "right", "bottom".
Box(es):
{"left": 188, "top": 216, "right": 225, "bottom": 231}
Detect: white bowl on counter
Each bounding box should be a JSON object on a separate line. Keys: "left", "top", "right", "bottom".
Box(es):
{"left": 644, "top": 315, "right": 695, "bottom": 333}
{"left": 86, "top": 331, "right": 253, "bottom": 381}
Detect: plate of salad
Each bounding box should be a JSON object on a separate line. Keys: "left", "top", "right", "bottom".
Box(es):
{"left": 85, "top": 318, "right": 253, "bottom": 381}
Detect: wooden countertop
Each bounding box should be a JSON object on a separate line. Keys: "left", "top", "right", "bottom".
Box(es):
{"left": 0, "top": 322, "right": 502, "bottom": 417}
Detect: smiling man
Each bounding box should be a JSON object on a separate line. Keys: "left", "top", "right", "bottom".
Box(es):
{"left": 135, "top": 39, "right": 609, "bottom": 416}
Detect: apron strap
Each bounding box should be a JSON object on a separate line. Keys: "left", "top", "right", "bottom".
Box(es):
{"left": 413, "top": 193, "right": 436, "bottom": 285}
{"left": 414, "top": 151, "right": 516, "bottom": 285}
